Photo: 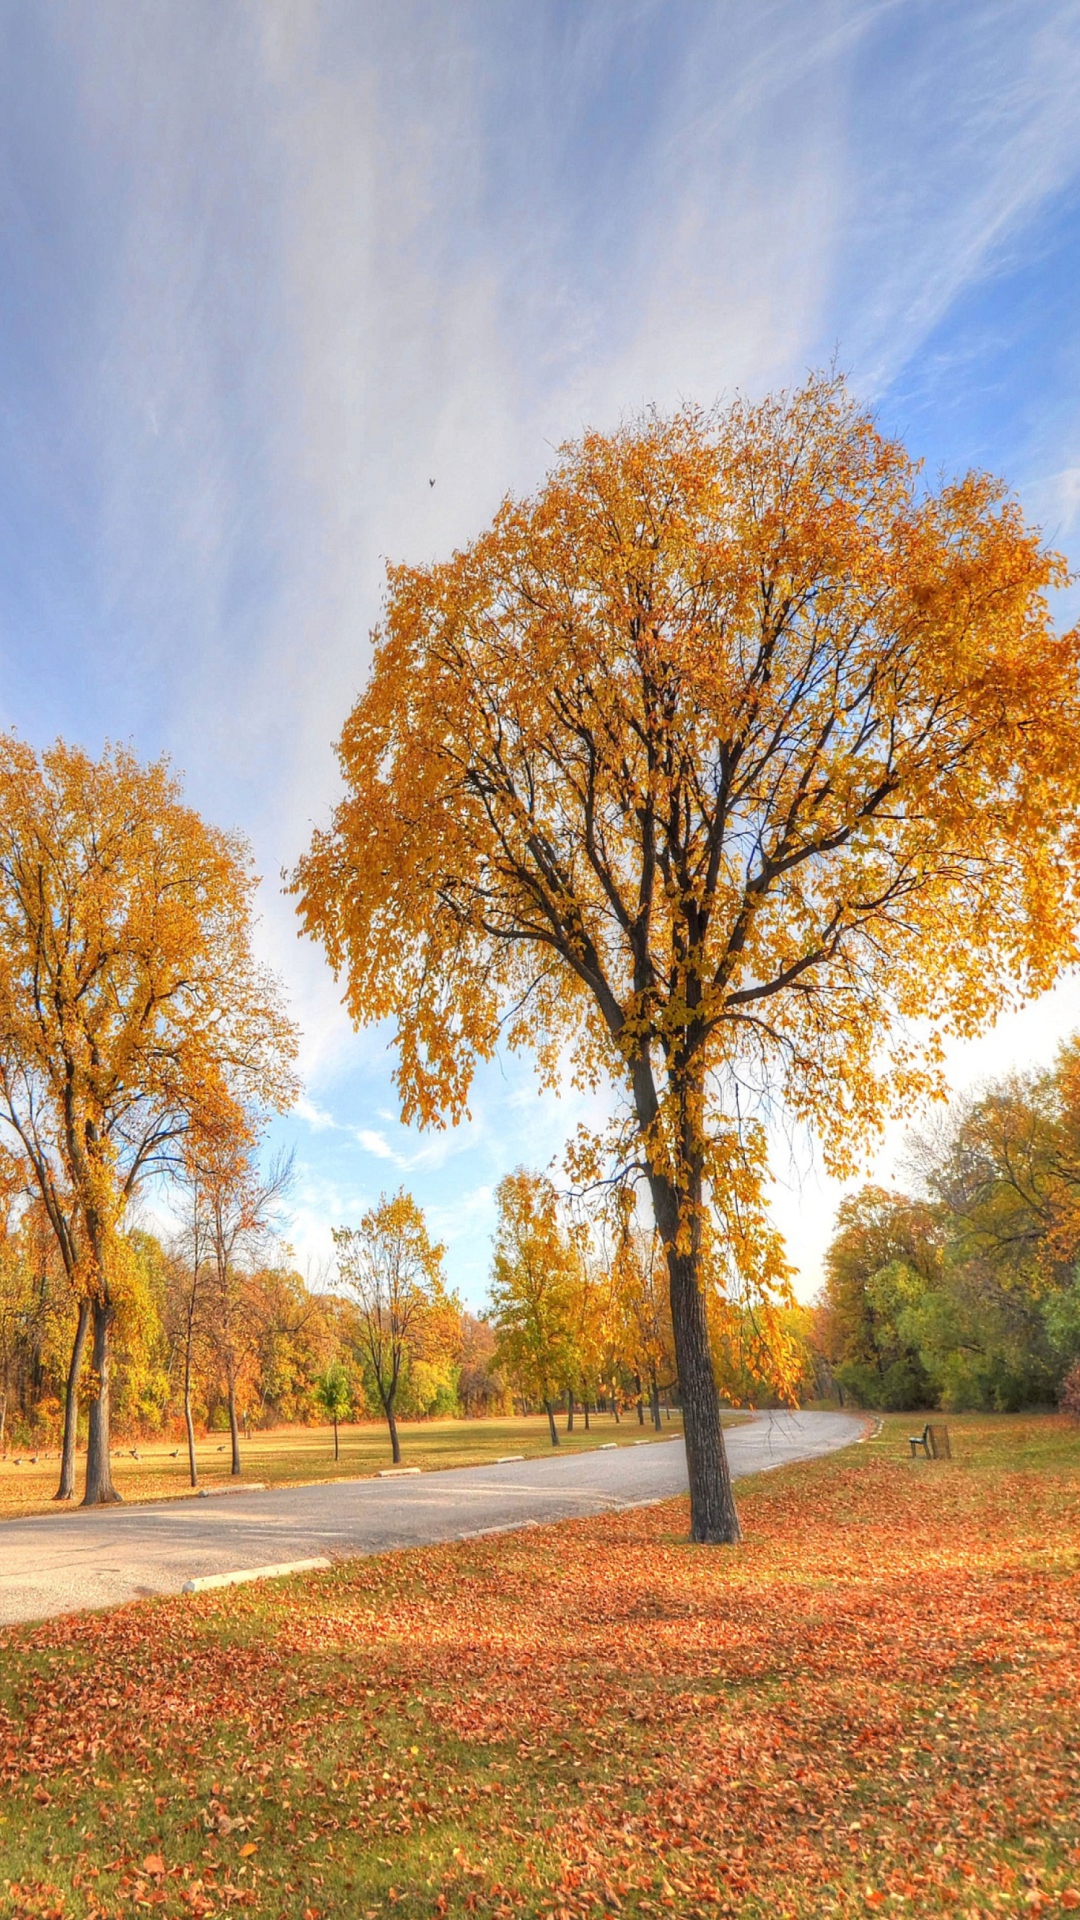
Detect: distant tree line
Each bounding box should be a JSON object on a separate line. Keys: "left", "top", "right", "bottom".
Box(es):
{"left": 0, "top": 1154, "right": 822, "bottom": 1470}
{"left": 0, "top": 1187, "right": 506, "bottom": 1463}
{"left": 814, "top": 1043, "right": 1080, "bottom": 1414}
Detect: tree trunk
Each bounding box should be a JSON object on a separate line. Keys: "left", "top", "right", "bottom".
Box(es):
{"left": 82, "top": 1297, "right": 120, "bottom": 1506}
{"left": 386, "top": 1399, "right": 401, "bottom": 1464}
{"left": 227, "top": 1379, "right": 241, "bottom": 1475}
{"left": 583, "top": 1398, "right": 590, "bottom": 1431}
{"left": 333, "top": 1416, "right": 339, "bottom": 1461}
{"left": 612, "top": 1394, "right": 620, "bottom": 1424}
{"left": 566, "top": 1390, "right": 574, "bottom": 1433}
{"left": 183, "top": 1313, "right": 199, "bottom": 1488}
{"left": 55, "top": 1297, "right": 90, "bottom": 1500}
{"left": 666, "top": 1242, "right": 740, "bottom": 1542}
{"left": 544, "top": 1398, "right": 559, "bottom": 1446}
{"left": 635, "top": 1374, "right": 645, "bottom": 1424}
{"left": 184, "top": 1390, "right": 198, "bottom": 1489}
{"left": 650, "top": 1370, "right": 662, "bottom": 1431}
{"left": 632, "top": 1045, "right": 741, "bottom": 1541}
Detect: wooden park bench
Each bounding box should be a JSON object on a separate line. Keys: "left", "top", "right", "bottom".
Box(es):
{"left": 908, "top": 1422, "right": 951, "bottom": 1460}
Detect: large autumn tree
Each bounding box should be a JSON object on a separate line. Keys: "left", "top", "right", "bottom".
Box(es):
{"left": 0, "top": 738, "right": 298, "bottom": 1504}
{"left": 294, "top": 375, "right": 1080, "bottom": 1542}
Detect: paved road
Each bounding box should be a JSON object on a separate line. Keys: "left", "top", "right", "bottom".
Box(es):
{"left": 0, "top": 1411, "right": 862, "bottom": 1627}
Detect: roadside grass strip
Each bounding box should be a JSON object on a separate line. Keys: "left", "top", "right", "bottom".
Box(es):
{"left": 1, "top": 1413, "right": 1076, "bottom": 1918}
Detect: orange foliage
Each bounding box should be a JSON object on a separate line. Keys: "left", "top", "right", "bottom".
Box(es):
{"left": 1, "top": 1421, "right": 1077, "bottom": 1917}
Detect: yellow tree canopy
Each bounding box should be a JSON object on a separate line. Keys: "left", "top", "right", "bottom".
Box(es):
{"left": 295, "top": 376, "right": 1080, "bottom": 1180}
{"left": 489, "top": 1170, "right": 580, "bottom": 1418}
{"left": 0, "top": 735, "right": 299, "bottom": 1286}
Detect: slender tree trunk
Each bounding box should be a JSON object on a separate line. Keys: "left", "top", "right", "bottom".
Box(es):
{"left": 566, "top": 1390, "right": 574, "bottom": 1433}
{"left": 636, "top": 1374, "right": 645, "bottom": 1424}
{"left": 386, "top": 1397, "right": 401, "bottom": 1464}
{"left": 650, "top": 1369, "right": 662, "bottom": 1431}
{"left": 333, "top": 1416, "right": 340, "bottom": 1461}
{"left": 183, "top": 1325, "right": 198, "bottom": 1489}
{"left": 583, "top": 1398, "right": 590, "bottom": 1431}
{"left": 0, "top": 1386, "right": 5, "bottom": 1453}
{"left": 612, "top": 1394, "right": 620, "bottom": 1425}
{"left": 184, "top": 1390, "right": 198, "bottom": 1488}
{"left": 82, "top": 1297, "right": 119, "bottom": 1506}
{"left": 55, "top": 1297, "right": 90, "bottom": 1500}
{"left": 544, "top": 1398, "right": 559, "bottom": 1446}
{"left": 227, "top": 1377, "right": 241, "bottom": 1475}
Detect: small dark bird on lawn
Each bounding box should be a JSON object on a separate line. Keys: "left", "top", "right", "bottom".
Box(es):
{"left": 169, "top": 1448, "right": 179, "bottom": 1458}
{"left": 429, "top": 478, "right": 435, "bottom": 487}
{"left": 130, "top": 1448, "right": 139, "bottom": 1459}
{"left": 217, "top": 1444, "right": 225, "bottom": 1451}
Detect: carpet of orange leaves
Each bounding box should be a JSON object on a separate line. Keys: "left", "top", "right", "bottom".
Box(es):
{"left": 0, "top": 1415, "right": 1077, "bottom": 1919}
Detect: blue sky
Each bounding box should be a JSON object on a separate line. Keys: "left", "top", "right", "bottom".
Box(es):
{"left": 2, "top": 1, "right": 1080, "bottom": 1304}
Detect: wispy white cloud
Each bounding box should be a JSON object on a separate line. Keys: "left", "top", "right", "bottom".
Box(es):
{"left": 295, "top": 1094, "right": 340, "bottom": 1132}
{"left": 353, "top": 1128, "right": 401, "bottom": 1164}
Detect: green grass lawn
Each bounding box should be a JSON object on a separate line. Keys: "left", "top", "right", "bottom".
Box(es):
{"left": 0, "top": 1408, "right": 692, "bottom": 1520}
{"left": 1, "top": 1412, "right": 1076, "bottom": 1918}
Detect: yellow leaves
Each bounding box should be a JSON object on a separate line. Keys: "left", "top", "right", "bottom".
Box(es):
{"left": 0, "top": 737, "right": 299, "bottom": 1301}
{"left": 335, "top": 1191, "right": 459, "bottom": 1412}
{"left": 295, "top": 374, "right": 1080, "bottom": 1407}
{"left": 489, "top": 1172, "right": 581, "bottom": 1399}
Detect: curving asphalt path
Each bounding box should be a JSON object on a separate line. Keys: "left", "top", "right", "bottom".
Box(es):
{"left": 0, "top": 1411, "right": 862, "bottom": 1627}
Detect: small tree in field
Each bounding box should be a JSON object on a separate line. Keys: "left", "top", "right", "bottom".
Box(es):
{"left": 334, "top": 1192, "right": 448, "bottom": 1463}
{"left": 489, "top": 1171, "right": 579, "bottom": 1445}
{"left": 315, "top": 1361, "right": 352, "bottom": 1459}
{"left": 295, "top": 375, "right": 1080, "bottom": 1542}
{"left": 199, "top": 1145, "right": 294, "bottom": 1477}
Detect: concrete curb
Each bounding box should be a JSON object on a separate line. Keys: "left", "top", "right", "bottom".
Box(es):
{"left": 196, "top": 1482, "right": 268, "bottom": 1498}
{"left": 183, "top": 1556, "right": 331, "bottom": 1593}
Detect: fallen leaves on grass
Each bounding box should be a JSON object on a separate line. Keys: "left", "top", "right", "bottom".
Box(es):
{"left": 0, "top": 1416, "right": 1078, "bottom": 1918}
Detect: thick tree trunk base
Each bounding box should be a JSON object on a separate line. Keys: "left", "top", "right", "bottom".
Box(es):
{"left": 664, "top": 1238, "right": 742, "bottom": 1544}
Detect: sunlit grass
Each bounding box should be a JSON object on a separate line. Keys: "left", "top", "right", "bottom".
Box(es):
{"left": 0, "top": 1406, "right": 693, "bottom": 1519}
